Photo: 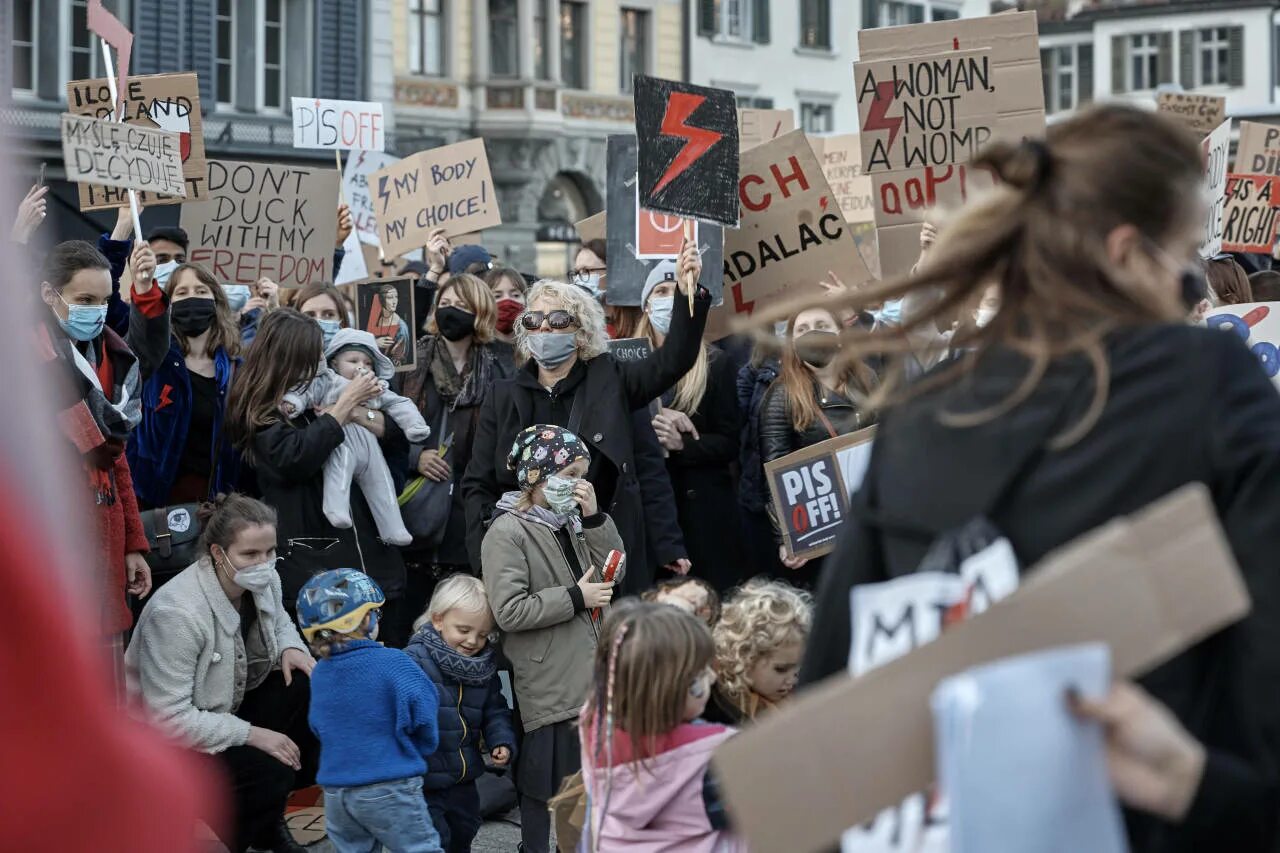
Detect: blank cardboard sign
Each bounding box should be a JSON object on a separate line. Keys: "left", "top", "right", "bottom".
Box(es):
{"left": 714, "top": 484, "right": 1249, "bottom": 853}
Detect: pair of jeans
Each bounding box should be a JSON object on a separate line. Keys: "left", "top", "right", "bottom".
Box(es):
{"left": 424, "top": 780, "right": 482, "bottom": 853}
{"left": 324, "top": 776, "right": 442, "bottom": 853}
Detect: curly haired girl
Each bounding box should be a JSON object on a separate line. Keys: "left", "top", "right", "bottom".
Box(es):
{"left": 706, "top": 579, "right": 812, "bottom": 725}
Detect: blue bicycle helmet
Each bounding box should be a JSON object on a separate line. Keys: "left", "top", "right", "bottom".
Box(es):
{"left": 296, "top": 569, "right": 385, "bottom": 642}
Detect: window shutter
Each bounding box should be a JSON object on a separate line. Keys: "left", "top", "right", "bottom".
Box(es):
{"left": 35, "top": 0, "right": 59, "bottom": 100}
{"left": 820, "top": 0, "right": 831, "bottom": 49}
{"left": 134, "top": 0, "right": 186, "bottom": 76}
{"left": 1229, "top": 26, "right": 1245, "bottom": 87}
{"left": 698, "top": 0, "right": 716, "bottom": 36}
{"left": 1040, "top": 48, "right": 1052, "bottom": 110}
{"left": 1079, "top": 43, "right": 1094, "bottom": 104}
{"left": 1111, "top": 35, "right": 1125, "bottom": 94}
{"left": 1157, "top": 31, "right": 1173, "bottom": 86}
{"left": 315, "top": 0, "right": 364, "bottom": 100}
{"left": 753, "top": 0, "right": 770, "bottom": 44}
{"left": 186, "top": 0, "right": 216, "bottom": 110}
{"left": 1179, "top": 30, "right": 1195, "bottom": 89}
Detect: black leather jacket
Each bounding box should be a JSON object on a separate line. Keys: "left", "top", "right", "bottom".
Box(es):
{"left": 758, "top": 376, "right": 873, "bottom": 465}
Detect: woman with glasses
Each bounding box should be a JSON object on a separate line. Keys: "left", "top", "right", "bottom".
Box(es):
{"left": 572, "top": 238, "right": 643, "bottom": 339}
{"left": 399, "top": 274, "right": 513, "bottom": 626}
{"left": 463, "top": 238, "right": 710, "bottom": 594}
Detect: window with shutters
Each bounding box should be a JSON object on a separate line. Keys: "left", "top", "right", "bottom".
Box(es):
{"left": 1197, "top": 27, "right": 1231, "bottom": 87}
{"left": 877, "top": 1, "right": 958, "bottom": 26}
{"left": 1128, "top": 33, "right": 1160, "bottom": 91}
{"left": 69, "top": 0, "right": 106, "bottom": 83}
{"left": 216, "top": 0, "right": 235, "bottom": 106}
{"left": 800, "top": 0, "right": 830, "bottom": 50}
{"left": 560, "top": 1, "right": 587, "bottom": 88}
{"left": 490, "top": 0, "right": 519, "bottom": 78}
{"left": 722, "top": 0, "right": 751, "bottom": 40}
{"left": 619, "top": 9, "right": 649, "bottom": 93}
{"left": 801, "top": 101, "right": 833, "bottom": 133}
{"left": 12, "top": 0, "right": 36, "bottom": 95}
{"left": 259, "top": 0, "right": 286, "bottom": 110}
{"left": 409, "top": 0, "right": 445, "bottom": 77}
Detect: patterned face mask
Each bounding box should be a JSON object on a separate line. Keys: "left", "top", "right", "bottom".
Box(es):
{"left": 543, "top": 474, "right": 580, "bottom": 516}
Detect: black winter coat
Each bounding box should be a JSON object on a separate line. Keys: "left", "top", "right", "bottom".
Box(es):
{"left": 661, "top": 347, "right": 746, "bottom": 591}
{"left": 633, "top": 408, "right": 689, "bottom": 583}
{"left": 250, "top": 412, "right": 407, "bottom": 607}
{"left": 758, "top": 375, "right": 873, "bottom": 466}
{"left": 803, "top": 326, "right": 1280, "bottom": 853}
{"left": 463, "top": 290, "right": 710, "bottom": 595}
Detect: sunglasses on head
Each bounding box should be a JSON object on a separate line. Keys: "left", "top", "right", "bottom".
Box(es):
{"left": 520, "top": 310, "right": 579, "bottom": 331}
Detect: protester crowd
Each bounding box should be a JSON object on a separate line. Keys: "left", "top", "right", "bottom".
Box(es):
{"left": 20, "top": 101, "right": 1280, "bottom": 853}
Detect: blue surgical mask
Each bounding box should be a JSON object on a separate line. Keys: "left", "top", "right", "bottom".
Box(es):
{"left": 872, "top": 298, "right": 903, "bottom": 327}
{"left": 526, "top": 331, "right": 577, "bottom": 369}
{"left": 581, "top": 273, "right": 602, "bottom": 296}
{"left": 56, "top": 294, "right": 107, "bottom": 342}
{"left": 317, "top": 318, "right": 342, "bottom": 348}
{"left": 543, "top": 474, "right": 580, "bottom": 516}
{"left": 222, "top": 284, "right": 251, "bottom": 313}
{"left": 646, "top": 296, "right": 674, "bottom": 336}
{"left": 153, "top": 260, "right": 179, "bottom": 288}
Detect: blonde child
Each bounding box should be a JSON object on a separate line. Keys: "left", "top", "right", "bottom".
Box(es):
{"left": 405, "top": 574, "right": 517, "bottom": 853}
{"left": 642, "top": 576, "right": 721, "bottom": 627}
{"left": 298, "top": 570, "right": 443, "bottom": 853}
{"left": 579, "top": 601, "right": 746, "bottom": 852}
{"left": 706, "top": 578, "right": 813, "bottom": 725}
{"left": 481, "top": 423, "right": 625, "bottom": 853}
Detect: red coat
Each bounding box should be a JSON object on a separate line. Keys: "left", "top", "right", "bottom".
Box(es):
{"left": 94, "top": 449, "right": 149, "bottom": 635}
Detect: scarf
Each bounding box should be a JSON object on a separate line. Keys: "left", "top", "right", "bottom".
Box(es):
{"left": 419, "top": 334, "right": 496, "bottom": 410}
{"left": 414, "top": 624, "right": 498, "bottom": 687}
{"left": 36, "top": 317, "right": 141, "bottom": 504}
{"left": 495, "top": 491, "right": 583, "bottom": 535}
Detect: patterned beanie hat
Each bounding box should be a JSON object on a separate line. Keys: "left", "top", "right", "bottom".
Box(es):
{"left": 506, "top": 424, "right": 591, "bottom": 489}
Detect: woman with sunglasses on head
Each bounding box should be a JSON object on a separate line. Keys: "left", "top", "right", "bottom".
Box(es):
{"left": 798, "top": 106, "right": 1280, "bottom": 852}
{"left": 463, "top": 238, "right": 711, "bottom": 594}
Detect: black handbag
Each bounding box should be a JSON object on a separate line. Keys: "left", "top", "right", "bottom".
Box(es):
{"left": 399, "top": 407, "right": 454, "bottom": 549}
{"left": 139, "top": 503, "right": 203, "bottom": 579}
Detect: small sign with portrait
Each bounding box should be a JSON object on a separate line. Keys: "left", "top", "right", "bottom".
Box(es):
{"left": 354, "top": 277, "right": 417, "bottom": 373}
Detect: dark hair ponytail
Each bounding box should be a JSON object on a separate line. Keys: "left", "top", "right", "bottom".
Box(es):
{"left": 197, "top": 493, "right": 277, "bottom": 558}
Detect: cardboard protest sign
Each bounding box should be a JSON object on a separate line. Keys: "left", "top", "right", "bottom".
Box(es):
{"left": 705, "top": 130, "right": 873, "bottom": 341}
{"left": 810, "top": 134, "right": 876, "bottom": 225}
{"left": 371, "top": 139, "right": 502, "bottom": 256}
{"left": 183, "top": 160, "right": 339, "bottom": 287}
{"left": 857, "top": 12, "right": 1046, "bottom": 278}
{"left": 633, "top": 75, "right": 739, "bottom": 227}
{"left": 342, "top": 150, "right": 399, "bottom": 246}
{"left": 1205, "top": 303, "right": 1280, "bottom": 386}
{"left": 354, "top": 278, "right": 416, "bottom": 372}
{"left": 1200, "top": 119, "right": 1232, "bottom": 258}
{"left": 604, "top": 134, "right": 724, "bottom": 306}
{"left": 606, "top": 337, "right": 652, "bottom": 363}
{"left": 766, "top": 424, "right": 876, "bottom": 560}
{"left": 1222, "top": 175, "right": 1280, "bottom": 254}
{"left": 1157, "top": 92, "right": 1226, "bottom": 136}
{"left": 739, "top": 108, "right": 796, "bottom": 152}
{"left": 61, "top": 113, "right": 185, "bottom": 198}
{"left": 574, "top": 211, "right": 605, "bottom": 244}
{"left": 1236, "top": 121, "right": 1280, "bottom": 177}
{"left": 293, "top": 98, "right": 386, "bottom": 152}
{"left": 65, "top": 72, "right": 207, "bottom": 209}
{"left": 715, "top": 484, "right": 1250, "bottom": 853}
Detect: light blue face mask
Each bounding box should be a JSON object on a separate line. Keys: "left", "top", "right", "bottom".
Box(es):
{"left": 527, "top": 332, "right": 577, "bottom": 369}
{"left": 543, "top": 474, "right": 580, "bottom": 516}
{"left": 56, "top": 294, "right": 107, "bottom": 342}
{"left": 872, "top": 298, "right": 903, "bottom": 326}
{"left": 222, "top": 284, "right": 251, "bottom": 313}
{"left": 317, "top": 318, "right": 342, "bottom": 348}
{"left": 646, "top": 296, "right": 675, "bottom": 336}
{"left": 153, "top": 260, "right": 179, "bottom": 288}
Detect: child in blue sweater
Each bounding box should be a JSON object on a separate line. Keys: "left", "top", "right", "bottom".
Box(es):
{"left": 405, "top": 574, "right": 517, "bottom": 853}
{"left": 298, "top": 569, "right": 443, "bottom": 853}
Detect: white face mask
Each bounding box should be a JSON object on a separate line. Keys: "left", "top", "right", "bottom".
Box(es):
{"left": 153, "top": 260, "right": 179, "bottom": 287}
{"left": 215, "top": 550, "right": 279, "bottom": 616}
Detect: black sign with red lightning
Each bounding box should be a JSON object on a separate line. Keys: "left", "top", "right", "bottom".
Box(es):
{"left": 633, "top": 74, "right": 740, "bottom": 227}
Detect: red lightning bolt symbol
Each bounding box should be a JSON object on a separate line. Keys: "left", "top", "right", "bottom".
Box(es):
{"left": 864, "top": 81, "right": 903, "bottom": 150}
{"left": 653, "top": 92, "right": 724, "bottom": 196}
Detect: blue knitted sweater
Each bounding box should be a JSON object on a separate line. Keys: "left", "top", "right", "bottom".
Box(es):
{"left": 308, "top": 639, "right": 441, "bottom": 788}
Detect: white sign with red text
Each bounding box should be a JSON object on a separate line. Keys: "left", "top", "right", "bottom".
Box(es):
{"left": 293, "top": 97, "right": 386, "bottom": 152}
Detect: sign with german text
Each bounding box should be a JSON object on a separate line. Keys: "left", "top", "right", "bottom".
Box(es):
{"left": 1205, "top": 303, "right": 1280, "bottom": 387}
{"left": 634, "top": 75, "right": 739, "bottom": 226}
{"left": 183, "top": 160, "right": 339, "bottom": 287}
{"left": 1201, "top": 119, "right": 1232, "bottom": 258}
{"left": 765, "top": 425, "right": 876, "bottom": 560}
{"left": 1157, "top": 92, "right": 1226, "bottom": 136}
{"left": 739, "top": 108, "right": 796, "bottom": 152}
{"left": 1222, "top": 174, "right": 1280, "bottom": 254}
{"left": 292, "top": 97, "right": 386, "bottom": 152}
{"left": 370, "top": 138, "right": 502, "bottom": 257}
{"left": 1236, "top": 121, "right": 1280, "bottom": 177}
{"left": 809, "top": 134, "right": 876, "bottom": 225}
{"left": 65, "top": 71, "right": 207, "bottom": 210}
{"left": 61, "top": 113, "right": 186, "bottom": 198}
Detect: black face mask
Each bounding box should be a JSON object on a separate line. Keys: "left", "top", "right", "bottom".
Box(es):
{"left": 794, "top": 330, "right": 840, "bottom": 369}
{"left": 171, "top": 297, "right": 217, "bottom": 337}
{"left": 435, "top": 306, "right": 477, "bottom": 342}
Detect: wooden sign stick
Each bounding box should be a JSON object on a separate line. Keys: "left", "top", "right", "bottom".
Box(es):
{"left": 682, "top": 219, "right": 695, "bottom": 315}
{"left": 97, "top": 40, "right": 143, "bottom": 241}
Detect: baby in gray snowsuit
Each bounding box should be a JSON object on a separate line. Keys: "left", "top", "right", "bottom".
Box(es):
{"left": 280, "top": 328, "right": 429, "bottom": 546}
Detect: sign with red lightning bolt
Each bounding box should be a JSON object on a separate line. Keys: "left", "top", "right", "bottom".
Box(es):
{"left": 633, "top": 74, "right": 740, "bottom": 227}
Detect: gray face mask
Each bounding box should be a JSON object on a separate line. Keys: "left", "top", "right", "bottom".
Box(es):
{"left": 526, "top": 332, "right": 577, "bottom": 369}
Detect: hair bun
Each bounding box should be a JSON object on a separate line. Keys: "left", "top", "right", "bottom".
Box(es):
{"left": 978, "top": 138, "right": 1053, "bottom": 194}
{"left": 195, "top": 493, "right": 232, "bottom": 525}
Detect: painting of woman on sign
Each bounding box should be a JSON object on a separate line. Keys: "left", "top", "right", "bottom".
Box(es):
{"left": 358, "top": 279, "right": 414, "bottom": 370}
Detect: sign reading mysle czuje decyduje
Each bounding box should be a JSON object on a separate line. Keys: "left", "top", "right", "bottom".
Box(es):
{"left": 61, "top": 112, "right": 186, "bottom": 198}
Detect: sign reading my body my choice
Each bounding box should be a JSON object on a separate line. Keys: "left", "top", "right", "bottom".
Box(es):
{"left": 292, "top": 97, "right": 386, "bottom": 151}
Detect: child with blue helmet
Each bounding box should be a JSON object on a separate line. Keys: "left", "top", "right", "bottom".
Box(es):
{"left": 298, "top": 569, "right": 444, "bottom": 853}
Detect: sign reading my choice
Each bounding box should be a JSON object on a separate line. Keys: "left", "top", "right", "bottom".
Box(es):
{"left": 61, "top": 112, "right": 186, "bottom": 198}
{"left": 292, "top": 97, "right": 386, "bottom": 151}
